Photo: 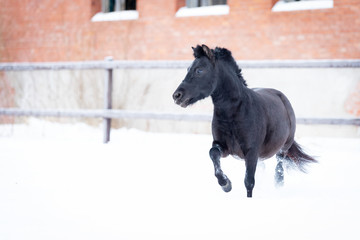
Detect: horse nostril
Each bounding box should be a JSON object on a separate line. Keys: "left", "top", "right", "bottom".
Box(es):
{"left": 173, "top": 91, "right": 182, "bottom": 101}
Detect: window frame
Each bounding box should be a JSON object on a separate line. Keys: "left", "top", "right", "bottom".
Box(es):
{"left": 176, "top": 0, "right": 229, "bottom": 18}
{"left": 272, "top": 0, "right": 334, "bottom": 12}
{"left": 92, "top": 0, "right": 138, "bottom": 22}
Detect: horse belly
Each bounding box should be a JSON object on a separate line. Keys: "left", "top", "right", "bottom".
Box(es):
{"left": 259, "top": 144, "right": 282, "bottom": 159}
{"left": 259, "top": 127, "right": 290, "bottom": 159}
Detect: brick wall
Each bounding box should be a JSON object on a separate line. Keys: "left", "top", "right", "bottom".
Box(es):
{"left": 0, "top": 0, "right": 359, "bottom": 62}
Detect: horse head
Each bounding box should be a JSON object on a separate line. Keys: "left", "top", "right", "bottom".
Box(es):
{"left": 172, "top": 44, "right": 217, "bottom": 108}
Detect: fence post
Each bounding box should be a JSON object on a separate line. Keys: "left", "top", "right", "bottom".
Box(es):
{"left": 103, "top": 56, "right": 113, "bottom": 143}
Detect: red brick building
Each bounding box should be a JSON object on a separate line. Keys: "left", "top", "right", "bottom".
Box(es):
{"left": 0, "top": 0, "right": 359, "bottom": 62}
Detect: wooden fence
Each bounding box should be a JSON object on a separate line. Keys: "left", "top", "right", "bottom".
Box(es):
{"left": 1, "top": 59, "right": 360, "bottom": 143}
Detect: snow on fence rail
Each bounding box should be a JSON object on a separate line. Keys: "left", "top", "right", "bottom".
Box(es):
{"left": 1, "top": 59, "right": 360, "bottom": 143}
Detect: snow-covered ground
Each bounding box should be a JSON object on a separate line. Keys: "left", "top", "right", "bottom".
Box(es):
{"left": 1, "top": 119, "right": 360, "bottom": 240}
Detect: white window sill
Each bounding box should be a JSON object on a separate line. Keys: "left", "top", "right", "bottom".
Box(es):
{"left": 176, "top": 5, "right": 229, "bottom": 18}
{"left": 91, "top": 10, "right": 139, "bottom": 22}
{"left": 272, "top": 0, "right": 333, "bottom": 12}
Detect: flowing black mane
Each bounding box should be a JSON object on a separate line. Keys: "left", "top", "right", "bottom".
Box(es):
{"left": 192, "top": 45, "right": 247, "bottom": 87}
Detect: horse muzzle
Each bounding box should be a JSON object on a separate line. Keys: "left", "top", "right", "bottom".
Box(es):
{"left": 172, "top": 89, "right": 192, "bottom": 108}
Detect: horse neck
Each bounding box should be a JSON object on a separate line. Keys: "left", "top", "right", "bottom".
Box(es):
{"left": 211, "top": 66, "right": 249, "bottom": 110}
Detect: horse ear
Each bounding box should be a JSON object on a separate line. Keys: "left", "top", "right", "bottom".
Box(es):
{"left": 192, "top": 45, "right": 204, "bottom": 58}
{"left": 202, "top": 44, "right": 215, "bottom": 64}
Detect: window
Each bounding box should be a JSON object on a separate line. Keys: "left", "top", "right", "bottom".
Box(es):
{"left": 176, "top": 0, "right": 229, "bottom": 17}
{"left": 92, "top": 0, "right": 138, "bottom": 22}
{"left": 272, "top": 0, "right": 333, "bottom": 12}
{"left": 102, "top": 0, "right": 136, "bottom": 12}
{"left": 186, "top": 0, "right": 227, "bottom": 8}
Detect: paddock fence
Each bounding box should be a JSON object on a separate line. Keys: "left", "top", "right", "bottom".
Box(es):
{"left": 1, "top": 59, "right": 360, "bottom": 143}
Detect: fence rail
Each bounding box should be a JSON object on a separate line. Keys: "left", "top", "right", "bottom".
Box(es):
{"left": 1, "top": 59, "right": 360, "bottom": 71}
{"left": 1, "top": 108, "right": 360, "bottom": 126}
{"left": 1, "top": 59, "right": 360, "bottom": 143}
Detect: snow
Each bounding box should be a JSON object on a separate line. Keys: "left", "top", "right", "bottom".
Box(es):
{"left": 176, "top": 5, "right": 229, "bottom": 18}
{"left": 1, "top": 119, "right": 360, "bottom": 240}
{"left": 91, "top": 10, "right": 139, "bottom": 22}
{"left": 272, "top": 0, "right": 333, "bottom": 12}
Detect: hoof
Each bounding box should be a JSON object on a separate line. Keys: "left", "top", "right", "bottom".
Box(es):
{"left": 221, "top": 179, "right": 232, "bottom": 192}
{"left": 275, "top": 172, "right": 284, "bottom": 188}
{"left": 247, "top": 190, "right": 253, "bottom": 198}
{"left": 275, "top": 179, "right": 284, "bottom": 188}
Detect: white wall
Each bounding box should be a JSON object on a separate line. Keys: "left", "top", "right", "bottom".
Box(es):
{"left": 3, "top": 67, "right": 360, "bottom": 137}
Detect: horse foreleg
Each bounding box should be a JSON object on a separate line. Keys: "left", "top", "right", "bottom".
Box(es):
{"left": 209, "top": 144, "right": 232, "bottom": 192}
{"left": 244, "top": 152, "right": 258, "bottom": 198}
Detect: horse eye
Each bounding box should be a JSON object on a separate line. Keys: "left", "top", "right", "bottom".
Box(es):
{"left": 196, "top": 68, "right": 203, "bottom": 74}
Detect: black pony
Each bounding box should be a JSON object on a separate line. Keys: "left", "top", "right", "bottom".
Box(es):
{"left": 172, "top": 44, "right": 316, "bottom": 198}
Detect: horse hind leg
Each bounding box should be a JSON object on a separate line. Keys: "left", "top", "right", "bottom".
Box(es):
{"left": 209, "top": 144, "right": 232, "bottom": 192}
{"left": 275, "top": 152, "right": 285, "bottom": 187}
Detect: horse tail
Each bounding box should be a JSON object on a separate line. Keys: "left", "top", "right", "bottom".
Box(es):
{"left": 284, "top": 141, "right": 317, "bottom": 172}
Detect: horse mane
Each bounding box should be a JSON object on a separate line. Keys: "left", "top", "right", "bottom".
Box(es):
{"left": 213, "top": 47, "right": 247, "bottom": 87}
{"left": 193, "top": 45, "right": 247, "bottom": 87}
